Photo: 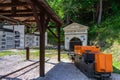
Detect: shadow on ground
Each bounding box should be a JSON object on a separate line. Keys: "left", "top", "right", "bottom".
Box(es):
{"left": 0, "top": 76, "right": 21, "bottom": 80}
{"left": 0, "top": 60, "right": 89, "bottom": 80}
{"left": 33, "top": 62, "right": 88, "bottom": 80}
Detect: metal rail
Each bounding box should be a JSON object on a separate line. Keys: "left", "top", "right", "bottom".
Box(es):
{"left": 0, "top": 61, "right": 39, "bottom": 79}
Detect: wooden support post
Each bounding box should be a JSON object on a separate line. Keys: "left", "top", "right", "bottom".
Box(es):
{"left": 26, "top": 0, "right": 45, "bottom": 76}
{"left": 39, "top": 31, "right": 45, "bottom": 77}
{"left": 57, "top": 26, "right": 61, "bottom": 61}
{"left": 39, "top": 12, "right": 46, "bottom": 77}
{"left": 26, "top": 47, "right": 29, "bottom": 60}
{"left": 26, "top": 0, "right": 61, "bottom": 77}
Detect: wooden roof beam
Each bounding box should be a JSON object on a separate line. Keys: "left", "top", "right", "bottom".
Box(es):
{"left": 26, "top": 0, "right": 42, "bottom": 33}
{"left": 22, "top": 19, "right": 35, "bottom": 22}
{"left": 11, "top": 0, "right": 17, "bottom": 14}
{"left": 0, "top": 9, "right": 33, "bottom": 13}
{"left": 31, "top": 0, "right": 63, "bottom": 25}
{"left": 2, "top": 13, "right": 37, "bottom": 17}
{"left": 0, "top": 2, "right": 28, "bottom": 7}
{"left": 0, "top": 15, "right": 31, "bottom": 27}
{"left": 47, "top": 27, "right": 58, "bottom": 38}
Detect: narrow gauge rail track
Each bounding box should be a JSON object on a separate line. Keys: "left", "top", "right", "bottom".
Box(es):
{"left": 0, "top": 59, "right": 50, "bottom": 79}
{"left": 0, "top": 61, "right": 39, "bottom": 79}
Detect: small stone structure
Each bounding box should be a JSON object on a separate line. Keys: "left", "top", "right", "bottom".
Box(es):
{"left": 63, "top": 23, "right": 88, "bottom": 51}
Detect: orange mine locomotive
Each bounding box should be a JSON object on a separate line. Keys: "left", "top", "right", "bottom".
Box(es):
{"left": 72, "top": 46, "right": 112, "bottom": 79}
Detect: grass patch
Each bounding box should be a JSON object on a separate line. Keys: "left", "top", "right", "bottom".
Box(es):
{"left": 0, "top": 50, "right": 26, "bottom": 57}
{"left": 0, "top": 49, "right": 69, "bottom": 60}
{"left": 45, "top": 53, "right": 69, "bottom": 59}
{"left": 0, "top": 49, "right": 67, "bottom": 59}
{"left": 113, "top": 61, "right": 120, "bottom": 74}
{"left": 29, "top": 49, "right": 68, "bottom": 59}
{"left": 0, "top": 51, "right": 13, "bottom": 57}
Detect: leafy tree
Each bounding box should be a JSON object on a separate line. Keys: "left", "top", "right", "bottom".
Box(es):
{"left": 46, "top": 0, "right": 120, "bottom": 44}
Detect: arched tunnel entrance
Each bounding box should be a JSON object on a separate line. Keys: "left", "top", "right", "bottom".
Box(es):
{"left": 69, "top": 37, "right": 82, "bottom": 51}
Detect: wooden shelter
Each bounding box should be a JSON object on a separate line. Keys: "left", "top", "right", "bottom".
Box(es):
{"left": 0, "top": 0, "right": 62, "bottom": 77}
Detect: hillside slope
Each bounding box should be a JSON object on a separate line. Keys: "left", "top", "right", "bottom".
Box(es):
{"left": 89, "top": 13, "right": 120, "bottom": 73}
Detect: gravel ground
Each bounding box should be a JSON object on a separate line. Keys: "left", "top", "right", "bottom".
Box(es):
{"left": 0, "top": 55, "right": 120, "bottom": 80}
{"left": 0, "top": 55, "right": 24, "bottom": 69}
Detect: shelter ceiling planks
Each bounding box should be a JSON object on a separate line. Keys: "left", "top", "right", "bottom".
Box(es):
{"left": 0, "top": 0, "right": 62, "bottom": 26}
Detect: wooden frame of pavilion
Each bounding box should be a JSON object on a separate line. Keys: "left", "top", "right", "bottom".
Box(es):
{"left": 0, "top": 0, "right": 63, "bottom": 77}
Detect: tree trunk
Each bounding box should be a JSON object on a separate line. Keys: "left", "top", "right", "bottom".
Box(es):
{"left": 98, "top": 0, "right": 102, "bottom": 25}
{"left": 92, "top": 4, "right": 96, "bottom": 23}
{"left": 96, "top": 2, "right": 99, "bottom": 22}
{"left": 66, "top": 14, "right": 70, "bottom": 24}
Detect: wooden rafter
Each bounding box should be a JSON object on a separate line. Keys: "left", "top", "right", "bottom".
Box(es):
{"left": 2, "top": 13, "right": 35, "bottom": 17}
{"left": 0, "top": 0, "right": 62, "bottom": 25}
{"left": 0, "top": 2, "right": 28, "bottom": 7}
{"left": 0, "top": 15, "right": 31, "bottom": 27}
{"left": 26, "top": 0, "right": 42, "bottom": 32}
{"left": 31, "top": 0, "right": 62, "bottom": 25}
{"left": 0, "top": 9, "right": 33, "bottom": 13}
{"left": 47, "top": 27, "right": 58, "bottom": 38}
{"left": 11, "top": 0, "right": 17, "bottom": 14}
